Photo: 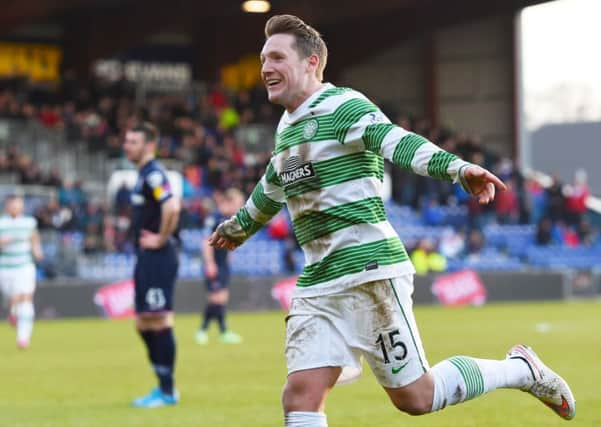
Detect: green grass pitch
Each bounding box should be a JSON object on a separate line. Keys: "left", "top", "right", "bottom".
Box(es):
{"left": 1, "top": 300, "right": 599, "bottom": 427}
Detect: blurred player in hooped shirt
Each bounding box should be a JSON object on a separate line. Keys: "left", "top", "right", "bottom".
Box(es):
{"left": 0, "top": 194, "right": 43, "bottom": 349}
{"left": 195, "top": 188, "right": 245, "bottom": 345}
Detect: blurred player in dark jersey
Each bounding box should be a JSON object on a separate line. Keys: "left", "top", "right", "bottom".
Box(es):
{"left": 122, "top": 122, "right": 181, "bottom": 408}
{"left": 195, "top": 188, "right": 244, "bottom": 345}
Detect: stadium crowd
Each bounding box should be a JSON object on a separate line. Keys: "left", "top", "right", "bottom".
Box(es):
{"left": 0, "top": 75, "right": 598, "bottom": 277}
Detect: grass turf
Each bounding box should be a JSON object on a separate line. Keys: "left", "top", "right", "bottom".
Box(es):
{"left": 0, "top": 300, "right": 598, "bottom": 427}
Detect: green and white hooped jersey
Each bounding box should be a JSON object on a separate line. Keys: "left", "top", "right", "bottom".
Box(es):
{"left": 237, "top": 83, "right": 471, "bottom": 297}
{"left": 0, "top": 215, "right": 37, "bottom": 269}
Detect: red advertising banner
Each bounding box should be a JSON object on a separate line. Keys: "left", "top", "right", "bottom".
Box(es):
{"left": 271, "top": 277, "right": 297, "bottom": 311}
{"left": 93, "top": 279, "right": 135, "bottom": 319}
{"left": 431, "top": 269, "right": 487, "bottom": 306}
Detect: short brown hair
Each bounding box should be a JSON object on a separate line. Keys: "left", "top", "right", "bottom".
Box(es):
{"left": 131, "top": 122, "right": 159, "bottom": 143}
{"left": 265, "top": 14, "right": 328, "bottom": 81}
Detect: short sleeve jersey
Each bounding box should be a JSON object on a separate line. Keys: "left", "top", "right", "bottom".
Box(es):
{"left": 130, "top": 159, "right": 173, "bottom": 248}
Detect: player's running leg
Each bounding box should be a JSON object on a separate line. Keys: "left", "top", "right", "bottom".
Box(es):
{"left": 283, "top": 367, "right": 339, "bottom": 427}
{"left": 384, "top": 347, "right": 574, "bottom": 420}
{"left": 380, "top": 277, "right": 575, "bottom": 419}
{"left": 8, "top": 301, "right": 17, "bottom": 327}
{"left": 14, "top": 294, "right": 34, "bottom": 349}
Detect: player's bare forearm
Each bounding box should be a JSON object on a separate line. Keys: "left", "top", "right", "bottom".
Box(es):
{"left": 158, "top": 197, "right": 181, "bottom": 245}
{"left": 202, "top": 237, "right": 216, "bottom": 264}
{"left": 202, "top": 239, "right": 219, "bottom": 278}
{"left": 31, "top": 232, "right": 43, "bottom": 261}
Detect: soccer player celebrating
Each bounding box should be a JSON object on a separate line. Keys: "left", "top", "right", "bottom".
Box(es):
{"left": 210, "top": 14, "right": 576, "bottom": 426}
{"left": 195, "top": 188, "right": 245, "bottom": 345}
{"left": 123, "top": 122, "right": 181, "bottom": 408}
{"left": 0, "top": 194, "right": 43, "bottom": 349}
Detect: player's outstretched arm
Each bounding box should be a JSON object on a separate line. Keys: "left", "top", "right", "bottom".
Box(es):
{"left": 332, "top": 92, "right": 507, "bottom": 204}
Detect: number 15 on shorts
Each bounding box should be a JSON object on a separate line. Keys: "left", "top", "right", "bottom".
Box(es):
{"left": 376, "top": 329, "right": 408, "bottom": 372}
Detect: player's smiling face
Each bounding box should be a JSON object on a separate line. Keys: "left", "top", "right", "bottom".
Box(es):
{"left": 261, "top": 33, "right": 314, "bottom": 112}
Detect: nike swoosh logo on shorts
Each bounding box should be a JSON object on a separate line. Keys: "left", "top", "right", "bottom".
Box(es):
{"left": 391, "top": 361, "right": 409, "bottom": 374}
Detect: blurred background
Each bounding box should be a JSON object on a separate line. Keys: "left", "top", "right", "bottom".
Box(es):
{"left": 0, "top": 0, "right": 600, "bottom": 316}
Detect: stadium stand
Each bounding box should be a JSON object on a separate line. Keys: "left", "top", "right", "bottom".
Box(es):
{"left": 1, "top": 75, "right": 599, "bottom": 280}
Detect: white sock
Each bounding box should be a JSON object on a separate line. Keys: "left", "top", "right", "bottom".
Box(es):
{"left": 16, "top": 301, "right": 34, "bottom": 343}
{"left": 285, "top": 411, "right": 328, "bottom": 427}
{"left": 430, "top": 356, "right": 532, "bottom": 411}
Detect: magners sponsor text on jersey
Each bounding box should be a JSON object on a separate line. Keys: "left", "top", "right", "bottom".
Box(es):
{"left": 280, "top": 162, "right": 316, "bottom": 186}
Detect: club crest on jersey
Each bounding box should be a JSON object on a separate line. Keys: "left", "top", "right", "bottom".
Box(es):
{"left": 303, "top": 119, "right": 318, "bottom": 139}
{"left": 368, "top": 112, "right": 387, "bottom": 124}
{"left": 279, "top": 156, "right": 316, "bottom": 186}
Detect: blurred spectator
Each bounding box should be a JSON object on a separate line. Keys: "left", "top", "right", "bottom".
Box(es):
{"left": 577, "top": 218, "right": 597, "bottom": 246}
{"left": 545, "top": 174, "right": 565, "bottom": 222}
{"left": 439, "top": 228, "right": 465, "bottom": 259}
{"left": 536, "top": 217, "right": 557, "bottom": 246}
{"left": 560, "top": 223, "right": 580, "bottom": 247}
{"left": 44, "top": 167, "right": 63, "bottom": 187}
{"left": 18, "top": 158, "right": 43, "bottom": 185}
{"left": 526, "top": 177, "right": 546, "bottom": 225}
{"left": 422, "top": 198, "right": 444, "bottom": 226}
{"left": 465, "top": 229, "right": 485, "bottom": 258}
{"left": 114, "top": 182, "right": 131, "bottom": 214}
{"left": 38, "top": 104, "right": 63, "bottom": 128}
{"left": 564, "top": 169, "right": 590, "bottom": 226}
{"left": 411, "top": 238, "right": 447, "bottom": 275}
{"left": 58, "top": 180, "right": 86, "bottom": 207}
{"left": 83, "top": 223, "right": 103, "bottom": 254}
{"left": 494, "top": 178, "right": 519, "bottom": 224}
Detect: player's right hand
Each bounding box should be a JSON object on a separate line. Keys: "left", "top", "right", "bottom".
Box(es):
{"left": 208, "top": 231, "right": 239, "bottom": 251}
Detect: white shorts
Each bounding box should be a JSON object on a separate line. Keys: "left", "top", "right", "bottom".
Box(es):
{"left": 0, "top": 264, "right": 36, "bottom": 299}
{"left": 285, "top": 275, "right": 430, "bottom": 388}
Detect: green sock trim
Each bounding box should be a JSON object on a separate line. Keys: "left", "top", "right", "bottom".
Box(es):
{"left": 448, "top": 356, "right": 485, "bottom": 400}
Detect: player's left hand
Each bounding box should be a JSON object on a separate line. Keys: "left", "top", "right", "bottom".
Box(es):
{"left": 139, "top": 230, "right": 164, "bottom": 249}
{"left": 463, "top": 165, "right": 507, "bottom": 204}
